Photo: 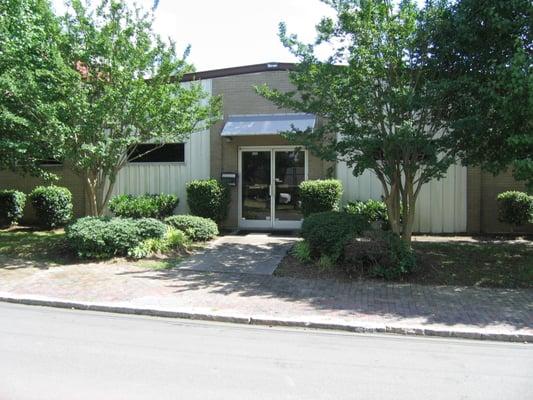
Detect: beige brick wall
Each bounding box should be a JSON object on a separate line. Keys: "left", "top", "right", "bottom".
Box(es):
{"left": 0, "top": 166, "right": 86, "bottom": 223}
{"left": 211, "top": 71, "right": 331, "bottom": 228}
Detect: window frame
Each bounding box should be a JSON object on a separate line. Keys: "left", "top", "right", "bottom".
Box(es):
{"left": 127, "top": 142, "right": 186, "bottom": 165}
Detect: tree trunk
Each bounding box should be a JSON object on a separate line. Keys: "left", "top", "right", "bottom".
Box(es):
{"left": 400, "top": 175, "right": 418, "bottom": 246}
{"left": 383, "top": 177, "right": 402, "bottom": 236}
{"left": 85, "top": 177, "right": 98, "bottom": 217}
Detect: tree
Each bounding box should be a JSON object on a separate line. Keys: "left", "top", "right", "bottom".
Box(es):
{"left": 423, "top": 0, "right": 533, "bottom": 191}
{"left": 257, "top": 0, "right": 453, "bottom": 244}
{"left": 59, "top": 0, "right": 221, "bottom": 216}
{"left": 0, "top": 0, "right": 76, "bottom": 179}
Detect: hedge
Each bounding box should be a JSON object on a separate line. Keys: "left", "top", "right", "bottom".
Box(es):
{"left": 186, "top": 179, "right": 230, "bottom": 223}
{"left": 301, "top": 211, "right": 369, "bottom": 262}
{"left": 299, "top": 179, "right": 343, "bottom": 217}
{"left": 109, "top": 193, "right": 179, "bottom": 219}
{"left": 0, "top": 190, "right": 26, "bottom": 227}
{"left": 29, "top": 185, "right": 73, "bottom": 228}
{"left": 497, "top": 191, "right": 533, "bottom": 227}
{"left": 165, "top": 214, "right": 218, "bottom": 242}
{"left": 65, "top": 217, "right": 166, "bottom": 259}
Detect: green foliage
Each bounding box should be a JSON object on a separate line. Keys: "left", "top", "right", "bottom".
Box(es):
{"left": 186, "top": 179, "right": 230, "bottom": 223}
{"left": 136, "top": 217, "right": 168, "bottom": 239}
{"left": 56, "top": 0, "right": 222, "bottom": 215}
{"left": 497, "top": 191, "right": 533, "bottom": 227}
{"left": 344, "top": 199, "right": 389, "bottom": 230}
{"left": 299, "top": 179, "right": 343, "bottom": 217}
{"left": 344, "top": 231, "right": 416, "bottom": 280}
{"left": 422, "top": 0, "right": 533, "bottom": 190}
{"left": 0, "top": 0, "right": 76, "bottom": 179}
{"left": 108, "top": 194, "right": 179, "bottom": 219}
{"left": 256, "top": 0, "right": 455, "bottom": 244}
{"left": 65, "top": 217, "right": 166, "bottom": 259}
{"left": 128, "top": 227, "right": 189, "bottom": 259}
{"left": 29, "top": 185, "right": 73, "bottom": 228}
{"left": 317, "top": 254, "right": 335, "bottom": 270}
{"left": 165, "top": 215, "right": 219, "bottom": 242}
{"left": 0, "top": 190, "right": 26, "bottom": 227}
{"left": 301, "top": 211, "right": 370, "bottom": 262}
{"left": 291, "top": 240, "right": 312, "bottom": 263}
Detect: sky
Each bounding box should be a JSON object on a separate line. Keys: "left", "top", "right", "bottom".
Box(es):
{"left": 52, "top": 0, "right": 425, "bottom": 72}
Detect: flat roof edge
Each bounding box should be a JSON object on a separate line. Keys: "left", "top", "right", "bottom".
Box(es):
{"left": 181, "top": 62, "right": 297, "bottom": 82}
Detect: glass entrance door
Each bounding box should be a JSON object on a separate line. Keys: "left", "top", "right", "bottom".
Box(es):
{"left": 240, "top": 150, "right": 272, "bottom": 229}
{"left": 273, "top": 150, "right": 306, "bottom": 229}
{"left": 239, "top": 147, "right": 307, "bottom": 230}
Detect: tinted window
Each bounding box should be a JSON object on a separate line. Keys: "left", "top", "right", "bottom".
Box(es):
{"left": 128, "top": 143, "right": 185, "bottom": 163}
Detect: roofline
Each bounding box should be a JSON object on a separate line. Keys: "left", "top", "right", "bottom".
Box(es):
{"left": 181, "top": 62, "right": 297, "bottom": 82}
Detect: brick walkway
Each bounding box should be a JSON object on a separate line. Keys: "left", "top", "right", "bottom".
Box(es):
{"left": 0, "top": 256, "right": 531, "bottom": 341}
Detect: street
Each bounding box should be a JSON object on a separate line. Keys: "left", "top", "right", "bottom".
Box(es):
{"left": 0, "top": 302, "right": 531, "bottom": 400}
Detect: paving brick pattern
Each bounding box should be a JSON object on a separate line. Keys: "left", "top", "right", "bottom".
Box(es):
{"left": 0, "top": 255, "right": 531, "bottom": 341}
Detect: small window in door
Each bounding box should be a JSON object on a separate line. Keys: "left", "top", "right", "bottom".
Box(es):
{"left": 128, "top": 143, "right": 185, "bottom": 163}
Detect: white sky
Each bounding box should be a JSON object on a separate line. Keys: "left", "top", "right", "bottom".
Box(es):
{"left": 52, "top": 0, "right": 425, "bottom": 72}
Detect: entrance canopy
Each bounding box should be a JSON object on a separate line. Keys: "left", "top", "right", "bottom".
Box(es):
{"left": 221, "top": 113, "right": 316, "bottom": 137}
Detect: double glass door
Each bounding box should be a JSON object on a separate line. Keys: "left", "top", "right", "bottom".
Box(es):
{"left": 239, "top": 147, "right": 307, "bottom": 229}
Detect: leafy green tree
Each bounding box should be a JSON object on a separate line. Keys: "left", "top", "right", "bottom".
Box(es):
{"left": 258, "top": 0, "right": 453, "bottom": 244}
{"left": 422, "top": 0, "right": 533, "bottom": 191}
{"left": 60, "top": 0, "right": 221, "bottom": 215}
{"left": 0, "top": 0, "right": 76, "bottom": 179}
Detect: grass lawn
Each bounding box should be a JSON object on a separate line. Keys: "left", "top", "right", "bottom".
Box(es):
{"left": 0, "top": 227, "right": 71, "bottom": 263}
{"left": 276, "top": 237, "right": 533, "bottom": 289}
{"left": 0, "top": 226, "right": 198, "bottom": 268}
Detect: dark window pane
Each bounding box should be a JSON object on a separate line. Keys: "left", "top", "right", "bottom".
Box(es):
{"left": 128, "top": 143, "right": 185, "bottom": 163}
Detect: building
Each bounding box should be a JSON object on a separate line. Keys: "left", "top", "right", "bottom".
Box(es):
{"left": 1, "top": 62, "right": 530, "bottom": 233}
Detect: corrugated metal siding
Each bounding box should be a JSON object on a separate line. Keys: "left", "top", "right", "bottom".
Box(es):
{"left": 108, "top": 79, "right": 212, "bottom": 214}
{"left": 336, "top": 162, "right": 467, "bottom": 233}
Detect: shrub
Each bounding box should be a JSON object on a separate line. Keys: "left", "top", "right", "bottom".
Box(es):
{"left": 186, "top": 179, "right": 230, "bottom": 223}
{"left": 65, "top": 217, "right": 166, "bottom": 258}
{"left": 108, "top": 194, "right": 179, "bottom": 219}
{"left": 301, "top": 211, "right": 370, "bottom": 262}
{"left": 29, "top": 185, "right": 73, "bottom": 228}
{"left": 344, "top": 199, "right": 389, "bottom": 230}
{"left": 128, "top": 227, "right": 189, "bottom": 259}
{"left": 344, "top": 231, "right": 416, "bottom": 280}
{"left": 291, "top": 240, "right": 312, "bottom": 263}
{"left": 299, "top": 179, "right": 343, "bottom": 217}
{"left": 0, "top": 190, "right": 26, "bottom": 227}
{"left": 165, "top": 214, "right": 219, "bottom": 242}
{"left": 496, "top": 191, "right": 533, "bottom": 227}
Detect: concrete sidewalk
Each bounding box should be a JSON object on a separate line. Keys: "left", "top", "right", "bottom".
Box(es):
{"left": 0, "top": 256, "right": 531, "bottom": 342}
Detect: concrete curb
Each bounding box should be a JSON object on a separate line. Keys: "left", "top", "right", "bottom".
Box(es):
{"left": 1, "top": 295, "right": 531, "bottom": 343}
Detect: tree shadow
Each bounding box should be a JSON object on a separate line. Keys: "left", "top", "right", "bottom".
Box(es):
{"left": 117, "top": 240, "right": 533, "bottom": 331}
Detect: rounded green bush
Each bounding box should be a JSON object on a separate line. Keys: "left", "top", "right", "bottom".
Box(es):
{"left": 186, "top": 179, "right": 230, "bottom": 223}
{"left": 108, "top": 194, "right": 179, "bottom": 219}
{"left": 165, "top": 214, "right": 219, "bottom": 242}
{"left": 65, "top": 217, "right": 166, "bottom": 259}
{"left": 299, "top": 179, "right": 343, "bottom": 217}
{"left": 496, "top": 191, "right": 533, "bottom": 227}
{"left": 29, "top": 185, "right": 73, "bottom": 228}
{"left": 301, "top": 211, "right": 370, "bottom": 262}
{"left": 0, "top": 190, "right": 26, "bottom": 227}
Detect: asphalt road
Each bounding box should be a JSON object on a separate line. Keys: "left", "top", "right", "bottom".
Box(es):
{"left": 0, "top": 302, "right": 531, "bottom": 400}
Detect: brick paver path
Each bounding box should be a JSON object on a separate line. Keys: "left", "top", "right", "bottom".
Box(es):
{"left": 0, "top": 255, "right": 531, "bottom": 340}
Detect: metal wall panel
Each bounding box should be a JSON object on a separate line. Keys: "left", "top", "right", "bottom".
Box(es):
{"left": 109, "top": 80, "right": 212, "bottom": 214}
{"left": 336, "top": 161, "right": 468, "bottom": 233}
